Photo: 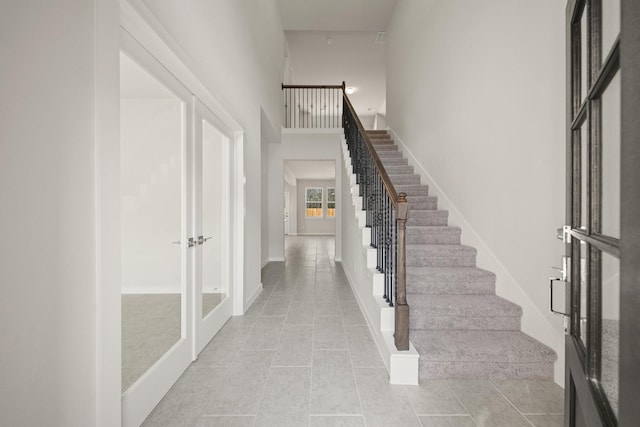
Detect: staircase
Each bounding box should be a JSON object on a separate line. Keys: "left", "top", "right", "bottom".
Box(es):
{"left": 366, "top": 130, "right": 557, "bottom": 380}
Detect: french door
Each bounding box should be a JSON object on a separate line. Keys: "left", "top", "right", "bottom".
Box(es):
{"left": 562, "top": 0, "right": 639, "bottom": 426}
{"left": 194, "top": 101, "right": 234, "bottom": 354}
{"left": 120, "top": 32, "right": 194, "bottom": 427}
{"left": 120, "top": 34, "right": 236, "bottom": 426}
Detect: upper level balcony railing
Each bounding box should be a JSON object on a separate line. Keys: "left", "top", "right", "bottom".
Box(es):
{"left": 282, "top": 83, "right": 344, "bottom": 128}
{"left": 282, "top": 82, "right": 410, "bottom": 351}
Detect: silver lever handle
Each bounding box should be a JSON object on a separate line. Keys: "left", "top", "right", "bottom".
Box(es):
{"left": 197, "top": 236, "right": 213, "bottom": 245}
{"left": 171, "top": 238, "right": 196, "bottom": 247}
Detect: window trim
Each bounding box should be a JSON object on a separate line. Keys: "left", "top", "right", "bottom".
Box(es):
{"left": 305, "top": 186, "right": 324, "bottom": 218}
{"left": 326, "top": 187, "right": 336, "bottom": 219}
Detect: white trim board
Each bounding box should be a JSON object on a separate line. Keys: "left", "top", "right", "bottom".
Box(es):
{"left": 387, "top": 127, "right": 565, "bottom": 385}
{"left": 243, "top": 283, "right": 263, "bottom": 313}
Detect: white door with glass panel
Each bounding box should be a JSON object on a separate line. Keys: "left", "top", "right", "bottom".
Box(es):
{"left": 195, "top": 101, "right": 233, "bottom": 354}
{"left": 119, "top": 36, "right": 193, "bottom": 427}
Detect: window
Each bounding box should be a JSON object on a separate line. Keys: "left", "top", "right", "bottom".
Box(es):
{"left": 327, "top": 187, "right": 336, "bottom": 218}
{"left": 305, "top": 187, "right": 323, "bottom": 217}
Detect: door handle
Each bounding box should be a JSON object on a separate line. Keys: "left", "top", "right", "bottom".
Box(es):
{"left": 549, "top": 277, "right": 568, "bottom": 316}
{"left": 197, "top": 236, "right": 213, "bottom": 245}
{"left": 172, "top": 238, "right": 196, "bottom": 247}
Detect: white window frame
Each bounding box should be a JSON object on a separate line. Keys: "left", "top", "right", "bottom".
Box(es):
{"left": 326, "top": 187, "right": 336, "bottom": 219}
{"left": 305, "top": 187, "right": 324, "bottom": 218}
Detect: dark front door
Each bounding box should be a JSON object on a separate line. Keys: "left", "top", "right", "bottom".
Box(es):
{"left": 563, "top": 0, "right": 639, "bottom": 426}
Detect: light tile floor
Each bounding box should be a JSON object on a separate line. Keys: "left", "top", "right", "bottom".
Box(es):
{"left": 142, "top": 236, "right": 564, "bottom": 427}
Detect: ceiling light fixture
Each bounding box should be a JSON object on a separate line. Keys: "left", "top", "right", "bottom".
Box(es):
{"left": 345, "top": 87, "right": 356, "bottom": 95}
{"left": 326, "top": 36, "right": 333, "bottom": 45}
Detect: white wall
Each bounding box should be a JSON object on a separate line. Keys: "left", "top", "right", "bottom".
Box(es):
{"left": 297, "top": 179, "right": 337, "bottom": 235}
{"left": 268, "top": 131, "right": 344, "bottom": 262}
{"left": 0, "top": 0, "right": 120, "bottom": 425}
{"left": 136, "top": 0, "right": 285, "bottom": 305}
{"left": 387, "top": 0, "right": 567, "bottom": 383}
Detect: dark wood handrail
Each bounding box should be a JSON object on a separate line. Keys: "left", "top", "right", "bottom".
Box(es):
{"left": 341, "top": 83, "right": 410, "bottom": 351}
{"left": 282, "top": 83, "right": 345, "bottom": 89}
{"left": 342, "top": 90, "right": 400, "bottom": 206}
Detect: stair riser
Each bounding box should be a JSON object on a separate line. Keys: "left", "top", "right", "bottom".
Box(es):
{"left": 407, "top": 216, "right": 449, "bottom": 226}
{"left": 407, "top": 256, "right": 476, "bottom": 267}
{"left": 384, "top": 166, "right": 414, "bottom": 175}
{"left": 374, "top": 145, "right": 398, "bottom": 151}
{"left": 407, "top": 234, "right": 460, "bottom": 244}
{"left": 398, "top": 187, "right": 430, "bottom": 196}
{"left": 376, "top": 151, "right": 403, "bottom": 158}
{"left": 380, "top": 158, "right": 409, "bottom": 166}
{"left": 419, "top": 362, "right": 554, "bottom": 381}
{"left": 403, "top": 191, "right": 432, "bottom": 199}
{"left": 410, "top": 316, "right": 521, "bottom": 331}
{"left": 391, "top": 175, "right": 421, "bottom": 185}
{"left": 407, "top": 281, "right": 495, "bottom": 295}
{"left": 409, "top": 202, "right": 438, "bottom": 210}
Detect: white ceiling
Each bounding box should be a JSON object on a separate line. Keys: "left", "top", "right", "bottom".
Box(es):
{"left": 279, "top": 0, "right": 398, "bottom": 118}
{"left": 278, "top": 0, "right": 398, "bottom": 31}
{"left": 285, "top": 31, "right": 386, "bottom": 118}
{"left": 285, "top": 160, "right": 336, "bottom": 181}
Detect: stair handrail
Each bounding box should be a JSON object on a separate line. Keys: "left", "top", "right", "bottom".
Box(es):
{"left": 341, "top": 83, "right": 410, "bottom": 351}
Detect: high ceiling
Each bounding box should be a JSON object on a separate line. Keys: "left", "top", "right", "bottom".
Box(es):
{"left": 277, "top": 0, "right": 398, "bottom": 31}
{"left": 278, "top": 0, "right": 397, "bottom": 119}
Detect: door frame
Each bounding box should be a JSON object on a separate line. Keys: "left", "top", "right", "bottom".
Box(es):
{"left": 618, "top": 0, "right": 640, "bottom": 424}
{"left": 120, "top": 30, "right": 195, "bottom": 427}
{"left": 284, "top": 191, "right": 291, "bottom": 235}
{"left": 193, "top": 100, "right": 237, "bottom": 356}
{"left": 115, "top": 3, "right": 247, "bottom": 425}
{"left": 564, "top": 0, "right": 640, "bottom": 425}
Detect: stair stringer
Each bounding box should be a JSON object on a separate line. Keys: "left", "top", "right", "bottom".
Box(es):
{"left": 339, "top": 135, "right": 419, "bottom": 385}
{"left": 386, "top": 127, "right": 565, "bottom": 385}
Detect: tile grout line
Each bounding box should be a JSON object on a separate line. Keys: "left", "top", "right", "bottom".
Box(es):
{"left": 488, "top": 380, "right": 537, "bottom": 427}
{"left": 443, "top": 382, "right": 481, "bottom": 427}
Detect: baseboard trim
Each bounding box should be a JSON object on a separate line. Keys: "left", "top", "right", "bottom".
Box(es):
{"left": 121, "top": 288, "right": 180, "bottom": 295}
{"left": 296, "top": 233, "right": 335, "bottom": 236}
{"left": 243, "top": 283, "right": 263, "bottom": 313}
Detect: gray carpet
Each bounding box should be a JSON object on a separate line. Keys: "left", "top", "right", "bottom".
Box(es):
{"left": 122, "top": 293, "right": 223, "bottom": 391}
{"left": 367, "top": 130, "right": 557, "bottom": 380}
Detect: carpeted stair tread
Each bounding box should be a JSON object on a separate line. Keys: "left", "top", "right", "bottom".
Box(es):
{"left": 409, "top": 294, "right": 522, "bottom": 317}
{"left": 413, "top": 330, "right": 557, "bottom": 364}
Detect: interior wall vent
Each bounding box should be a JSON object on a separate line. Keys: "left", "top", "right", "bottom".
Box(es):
{"left": 375, "top": 31, "right": 386, "bottom": 44}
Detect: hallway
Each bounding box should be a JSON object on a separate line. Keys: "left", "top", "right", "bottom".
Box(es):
{"left": 143, "top": 236, "right": 564, "bottom": 427}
